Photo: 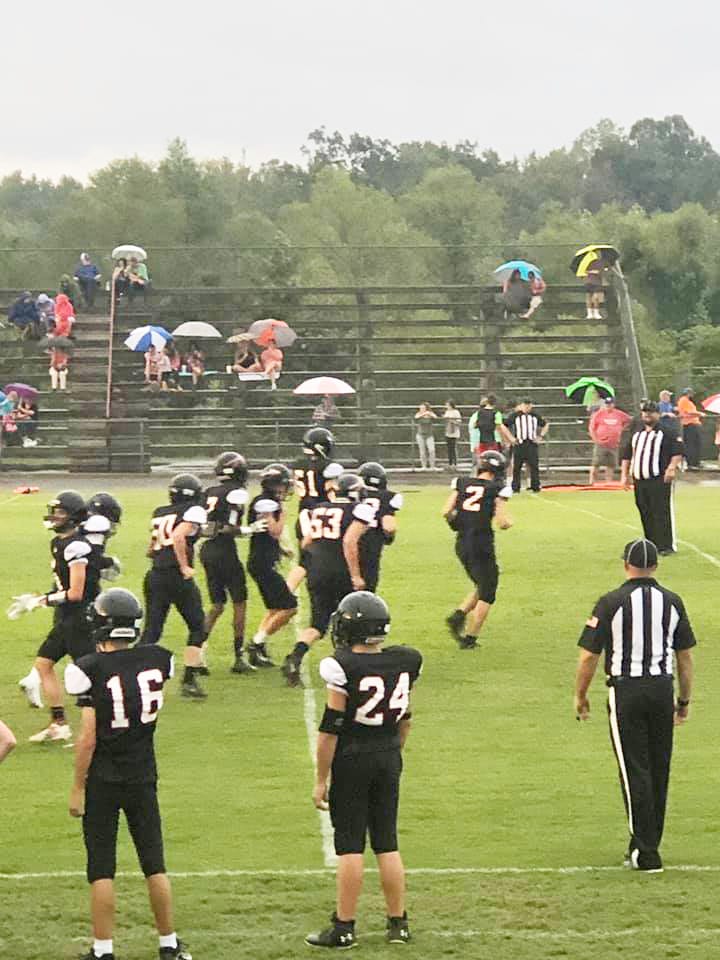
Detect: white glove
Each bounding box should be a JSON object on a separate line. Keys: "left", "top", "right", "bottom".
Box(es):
{"left": 101, "top": 557, "right": 122, "bottom": 581}
{"left": 241, "top": 519, "right": 269, "bottom": 536}
{"left": 7, "top": 593, "right": 44, "bottom": 620}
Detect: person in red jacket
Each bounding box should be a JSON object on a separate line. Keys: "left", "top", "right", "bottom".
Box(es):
{"left": 53, "top": 294, "right": 75, "bottom": 337}
{"left": 588, "top": 397, "right": 631, "bottom": 484}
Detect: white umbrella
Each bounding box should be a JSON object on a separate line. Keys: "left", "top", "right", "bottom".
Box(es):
{"left": 172, "top": 321, "right": 223, "bottom": 339}
{"left": 293, "top": 376, "right": 356, "bottom": 396}
{"left": 112, "top": 244, "right": 147, "bottom": 261}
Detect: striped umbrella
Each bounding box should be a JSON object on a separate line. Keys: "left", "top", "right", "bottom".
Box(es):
{"left": 124, "top": 325, "right": 172, "bottom": 352}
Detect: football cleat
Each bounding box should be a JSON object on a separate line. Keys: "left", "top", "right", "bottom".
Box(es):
{"left": 248, "top": 643, "right": 274, "bottom": 668}
{"left": 630, "top": 849, "right": 663, "bottom": 873}
{"left": 386, "top": 914, "right": 411, "bottom": 944}
{"left": 181, "top": 678, "right": 208, "bottom": 700}
{"left": 458, "top": 635, "right": 478, "bottom": 650}
{"left": 281, "top": 655, "right": 302, "bottom": 687}
{"left": 445, "top": 610, "right": 465, "bottom": 643}
{"left": 78, "top": 951, "right": 114, "bottom": 960}
{"left": 305, "top": 916, "right": 357, "bottom": 950}
{"left": 19, "top": 670, "right": 43, "bottom": 708}
{"left": 159, "top": 939, "right": 192, "bottom": 959}
{"left": 230, "top": 654, "right": 256, "bottom": 675}
{"left": 29, "top": 722, "right": 72, "bottom": 742}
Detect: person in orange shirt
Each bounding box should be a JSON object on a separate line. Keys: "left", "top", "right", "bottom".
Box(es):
{"left": 676, "top": 388, "right": 705, "bottom": 469}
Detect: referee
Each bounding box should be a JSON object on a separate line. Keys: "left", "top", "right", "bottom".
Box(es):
{"left": 574, "top": 539, "right": 696, "bottom": 872}
{"left": 620, "top": 401, "right": 683, "bottom": 555}
{"left": 504, "top": 398, "right": 549, "bottom": 493}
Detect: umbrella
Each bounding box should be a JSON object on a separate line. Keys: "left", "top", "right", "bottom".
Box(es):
{"left": 112, "top": 244, "right": 147, "bottom": 262}
{"left": 0, "top": 391, "right": 14, "bottom": 415}
{"left": 701, "top": 394, "right": 720, "bottom": 414}
{"left": 564, "top": 376, "right": 615, "bottom": 404}
{"left": 124, "top": 325, "right": 172, "bottom": 352}
{"left": 493, "top": 260, "right": 543, "bottom": 283}
{"left": 172, "top": 321, "right": 223, "bottom": 339}
{"left": 4, "top": 383, "right": 38, "bottom": 400}
{"left": 248, "top": 318, "right": 297, "bottom": 348}
{"left": 39, "top": 335, "right": 75, "bottom": 354}
{"left": 227, "top": 332, "right": 254, "bottom": 344}
{"left": 293, "top": 376, "right": 355, "bottom": 396}
{"left": 570, "top": 244, "right": 620, "bottom": 277}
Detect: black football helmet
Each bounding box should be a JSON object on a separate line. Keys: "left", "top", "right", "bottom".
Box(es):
{"left": 87, "top": 492, "right": 123, "bottom": 526}
{"left": 334, "top": 472, "right": 365, "bottom": 501}
{"left": 303, "top": 427, "right": 334, "bottom": 459}
{"left": 260, "top": 462, "right": 292, "bottom": 498}
{"left": 169, "top": 473, "right": 203, "bottom": 504}
{"left": 331, "top": 591, "right": 391, "bottom": 648}
{"left": 358, "top": 461, "right": 387, "bottom": 490}
{"left": 44, "top": 490, "right": 87, "bottom": 532}
{"left": 214, "top": 451, "right": 248, "bottom": 485}
{"left": 92, "top": 588, "right": 143, "bottom": 645}
{"left": 477, "top": 450, "right": 507, "bottom": 477}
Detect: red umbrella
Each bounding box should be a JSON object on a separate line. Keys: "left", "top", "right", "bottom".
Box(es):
{"left": 4, "top": 382, "right": 38, "bottom": 400}
{"left": 248, "top": 318, "right": 297, "bottom": 348}
{"left": 701, "top": 394, "right": 720, "bottom": 414}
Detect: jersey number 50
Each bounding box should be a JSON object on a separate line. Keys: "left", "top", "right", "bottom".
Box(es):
{"left": 106, "top": 669, "right": 165, "bottom": 729}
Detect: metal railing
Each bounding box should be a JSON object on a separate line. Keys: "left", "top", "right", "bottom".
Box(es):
{"left": 611, "top": 270, "right": 647, "bottom": 406}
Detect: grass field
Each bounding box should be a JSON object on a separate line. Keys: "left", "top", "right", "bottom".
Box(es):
{"left": 2, "top": 478, "right": 720, "bottom": 959}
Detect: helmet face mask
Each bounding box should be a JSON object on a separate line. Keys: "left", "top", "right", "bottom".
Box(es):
{"left": 358, "top": 461, "right": 387, "bottom": 490}
{"left": 302, "top": 427, "right": 335, "bottom": 460}
{"left": 168, "top": 473, "right": 203, "bottom": 505}
{"left": 334, "top": 472, "right": 365, "bottom": 502}
{"left": 87, "top": 492, "right": 122, "bottom": 532}
{"left": 44, "top": 490, "right": 87, "bottom": 533}
{"left": 331, "top": 591, "right": 391, "bottom": 648}
{"left": 477, "top": 450, "right": 507, "bottom": 478}
{"left": 214, "top": 451, "right": 248, "bottom": 485}
{"left": 260, "top": 463, "right": 292, "bottom": 499}
{"left": 92, "top": 588, "right": 143, "bottom": 646}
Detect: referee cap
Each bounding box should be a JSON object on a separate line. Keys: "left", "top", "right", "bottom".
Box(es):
{"left": 623, "top": 538, "right": 659, "bottom": 569}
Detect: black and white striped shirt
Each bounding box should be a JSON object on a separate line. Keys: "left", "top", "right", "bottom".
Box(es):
{"left": 505, "top": 410, "right": 546, "bottom": 442}
{"left": 578, "top": 578, "right": 696, "bottom": 678}
{"left": 621, "top": 422, "right": 683, "bottom": 480}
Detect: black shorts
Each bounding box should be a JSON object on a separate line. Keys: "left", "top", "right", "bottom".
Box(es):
{"left": 248, "top": 563, "right": 298, "bottom": 611}
{"left": 308, "top": 572, "right": 353, "bottom": 635}
{"left": 37, "top": 607, "right": 93, "bottom": 662}
{"left": 83, "top": 777, "right": 166, "bottom": 882}
{"left": 200, "top": 541, "right": 247, "bottom": 605}
{"left": 456, "top": 539, "right": 499, "bottom": 604}
{"left": 330, "top": 747, "right": 402, "bottom": 855}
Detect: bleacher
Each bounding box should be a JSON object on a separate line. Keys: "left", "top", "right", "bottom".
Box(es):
{"left": 0, "top": 280, "right": 642, "bottom": 474}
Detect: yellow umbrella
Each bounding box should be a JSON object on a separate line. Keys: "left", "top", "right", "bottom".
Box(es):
{"left": 570, "top": 244, "right": 619, "bottom": 277}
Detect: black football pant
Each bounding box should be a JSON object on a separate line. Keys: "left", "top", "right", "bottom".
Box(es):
{"left": 633, "top": 479, "right": 675, "bottom": 552}
{"left": 512, "top": 441, "right": 540, "bottom": 492}
{"left": 330, "top": 746, "right": 402, "bottom": 855}
{"left": 607, "top": 678, "right": 674, "bottom": 857}
{"left": 682, "top": 424, "right": 702, "bottom": 467}
{"left": 140, "top": 568, "right": 205, "bottom": 647}
{"left": 446, "top": 437, "right": 458, "bottom": 467}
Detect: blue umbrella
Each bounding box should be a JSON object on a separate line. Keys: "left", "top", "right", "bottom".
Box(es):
{"left": 124, "top": 325, "right": 172, "bottom": 352}
{"left": 494, "top": 260, "right": 543, "bottom": 283}
{"left": 0, "top": 391, "right": 14, "bottom": 415}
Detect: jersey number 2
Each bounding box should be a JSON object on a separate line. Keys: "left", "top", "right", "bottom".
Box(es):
{"left": 354, "top": 672, "right": 410, "bottom": 726}
{"left": 462, "top": 486, "right": 486, "bottom": 512}
{"left": 106, "top": 669, "right": 165, "bottom": 729}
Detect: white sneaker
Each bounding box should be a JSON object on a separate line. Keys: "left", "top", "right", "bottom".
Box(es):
{"left": 29, "top": 722, "right": 72, "bottom": 743}
{"left": 19, "top": 671, "right": 44, "bottom": 708}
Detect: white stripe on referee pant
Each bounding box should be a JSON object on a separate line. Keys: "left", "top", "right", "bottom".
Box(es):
{"left": 669, "top": 484, "right": 677, "bottom": 551}
{"left": 607, "top": 686, "right": 634, "bottom": 837}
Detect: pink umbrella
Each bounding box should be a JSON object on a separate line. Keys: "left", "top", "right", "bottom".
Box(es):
{"left": 293, "top": 376, "right": 355, "bottom": 396}
{"left": 4, "top": 382, "right": 38, "bottom": 400}
{"left": 701, "top": 394, "right": 720, "bottom": 414}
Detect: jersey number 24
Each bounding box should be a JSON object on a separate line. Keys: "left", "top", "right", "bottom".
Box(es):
{"left": 354, "top": 672, "right": 410, "bottom": 726}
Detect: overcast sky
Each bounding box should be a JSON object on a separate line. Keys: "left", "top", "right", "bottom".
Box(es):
{"left": 2, "top": 0, "right": 716, "bottom": 182}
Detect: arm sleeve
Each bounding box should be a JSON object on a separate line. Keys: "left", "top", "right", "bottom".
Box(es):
{"left": 577, "top": 596, "right": 612, "bottom": 655}
{"left": 226, "top": 488, "right": 249, "bottom": 507}
{"left": 64, "top": 540, "right": 91, "bottom": 565}
{"left": 254, "top": 498, "right": 280, "bottom": 514}
{"left": 65, "top": 663, "right": 93, "bottom": 696}
{"left": 673, "top": 600, "right": 697, "bottom": 650}
{"left": 323, "top": 462, "right": 344, "bottom": 480}
{"left": 352, "top": 502, "right": 375, "bottom": 524}
{"left": 388, "top": 493, "right": 403, "bottom": 512}
{"left": 84, "top": 515, "right": 111, "bottom": 535}
{"left": 319, "top": 656, "right": 348, "bottom": 693}
{"left": 183, "top": 505, "right": 208, "bottom": 525}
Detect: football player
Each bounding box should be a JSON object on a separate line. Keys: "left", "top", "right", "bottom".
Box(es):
{"left": 200, "top": 452, "right": 267, "bottom": 674}
{"left": 306, "top": 591, "right": 422, "bottom": 949}
{"left": 140, "top": 474, "right": 208, "bottom": 700}
{"left": 443, "top": 450, "right": 513, "bottom": 649}
{"left": 357, "top": 461, "right": 403, "bottom": 592}
{"left": 65, "top": 588, "right": 191, "bottom": 960}
{"left": 0, "top": 720, "right": 16, "bottom": 763}
{"left": 9, "top": 491, "right": 101, "bottom": 742}
{"left": 281, "top": 472, "right": 375, "bottom": 687}
{"left": 286, "top": 427, "right": 343, "bottom": 593}
{"left": 17, "top": 491, "right": 123, "bottom": 711}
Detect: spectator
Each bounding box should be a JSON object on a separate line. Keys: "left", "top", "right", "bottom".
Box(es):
{"left": 2, "top": 391, "right": 19, "bottom": 447}
{"left": 521, "top": 271, "right": 547, "bottom": 319}
{"left": 127, "top": 255, "right": 150, "bottom": 307}
{"left": 8, "top": 291, "right": 41, "bottom": 340}
{"left": 442, "top": 399, "right": 462, "bottom": 468}
{"left": 144, "top": 344, "right": 160, "bottom": 387}
{"left": 49, "top": 343, "right": 69, "bottom": 391}
{"left": 73, "top": 252, "right": 101, "bottom": 310}
{"left": 588, "top": 397, "right": 631, "bottom": 484}
{"left": 35, "top": 293, "right": 55, "bottom": 334}
{"left": 15, "top": 396, "right": 39, "bottom": 447}
{"left": 57, "top": 273, "right": 80, "bottom": 311}
{"left": 112, "top": 258, "right": 129, "bottom": 301}
{"left": 260, "top": 341, "right": 283, "bottom": 390}
{"left": 584, "top": 257, "right": 604, "bottom": 319}
{"left": 468, "top": 395, "right": 511, "bottom": 465}
{"left": 164, "top": 342, "right": 182, "bottom": 390}
{"left": 414, "top": 402, "right": 438, "bottom": 470}
{"left": 658, "top": 390, "right": 675, "bottom": 418}
{"left": 157, "top": 346, "right": 173, "bottom": 391}
{"left": 676, "top": 388, "right": 705, "bottom": 470}
{"left": 312, "top": 394, "right": 340, "bottom": 430}
{"left": 52, "top": 294, "right": 75, "bottom": 338}
{"left": 231, "top": 343, "right": 261, "bottom": 373}
{"left": 502, "top": 269, "right": 532, "bottom": 315}
{"left": 187, "top": 342, "right": 206, "bottom": 388}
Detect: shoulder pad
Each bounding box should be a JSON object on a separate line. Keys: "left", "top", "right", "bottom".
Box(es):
{"left": 389, "top": 492, "right": 403, "bottom": 511}
{"left": 64, "top": 539, "right": 91, "bottom": 562}
{"left": 319, "top": 656, "right": 348, "bottom": 691}
{"left": 84, "top": 514, "right": 111, "bottom": 534}
{"left": 323, "top": 462, "right": 344, "bottom": 480}
{"left": 254, "top": 498, "right": 280, "bottom": 514}
{"left": 226, "top": 487, "right": 248, "bottom": 506}
{"left": 499, "top": 485, "right": 513, "bottom": 499}
{"left": 65, "top": 662, "right": 92, "bottom": 695}
{"left": 352, "top": 502, "right": 376, "bottom": 524}
{"left": 183, "top": 505, "right": 207, "bottom": 525}
{"left": 166, "top": 651, "right": 175, "bottom": 679}
{"left": 451, "top": 477, "right": 461, "bottom": 491}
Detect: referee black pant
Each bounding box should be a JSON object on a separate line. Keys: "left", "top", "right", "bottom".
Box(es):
{"left": 633, "top": 479, "right": 675, "bottom": 552}
{"left": 512, "top": 441, "right": 540, "bottom": 492}
{"left": 607, "top": 677, "right": 674, "bottom": 856}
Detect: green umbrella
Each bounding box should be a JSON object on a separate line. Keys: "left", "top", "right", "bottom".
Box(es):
{"left": 564, "top": 376, "right": 615, "bottom": 405}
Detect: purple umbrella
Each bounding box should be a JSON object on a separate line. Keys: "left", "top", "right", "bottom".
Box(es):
{"left": 4, "top": 382, "right": 38, "bottom": 400}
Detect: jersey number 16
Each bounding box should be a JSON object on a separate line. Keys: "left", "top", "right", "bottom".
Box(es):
{"left": 106, "top": 669, "right": 165, "bottom": 729}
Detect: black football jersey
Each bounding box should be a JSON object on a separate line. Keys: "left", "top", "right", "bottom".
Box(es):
{"left": 292, "top": 456, "right": 343, "bottom": 512}
{"left": 203, "top": 481, "right": 248, "bottom": 544}
{"left": 305, "top": 498, "right": 376, "bottom": 575}
{"left": 451, "top": 476, "right": 510, "bottom": 541}
{"left": 360, "top": 488, "right": 402, "bottom": 575}
{"left": 66, "top": 644, "right": 174, "bottom": 783}
{"left": 319, "top": 645, "right": 423, "bottom": 746}
{"left": 149, "top": 502, "right": 207, "bottom": 570}
{"left": 50, "top": 532, "right": 100, "bottom": 607}
{"left": 247, "top": 494, "right": 283, "bottom": 569}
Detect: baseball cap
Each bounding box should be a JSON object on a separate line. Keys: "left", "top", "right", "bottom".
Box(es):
{"left": 623, "top": 539, "right": 658, "bottom": 569}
